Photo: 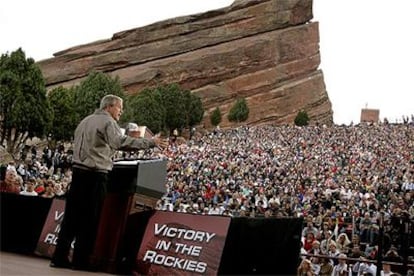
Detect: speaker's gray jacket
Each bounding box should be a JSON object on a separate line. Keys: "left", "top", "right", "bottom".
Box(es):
{"left": 72, "top": 109, "right": 155, "bottom": 171}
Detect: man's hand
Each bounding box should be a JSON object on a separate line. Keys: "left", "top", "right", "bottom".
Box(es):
{"left": 153, "top": 137, "right": 169, "bottom": 150}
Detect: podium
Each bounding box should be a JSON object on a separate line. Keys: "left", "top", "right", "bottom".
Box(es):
{"left": 91, "top": 158, "right": 167, "bottom": 273}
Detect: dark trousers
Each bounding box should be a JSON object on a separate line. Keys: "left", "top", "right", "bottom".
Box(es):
{"left": 52, "top": 167, "right": 108, "bottom": 268}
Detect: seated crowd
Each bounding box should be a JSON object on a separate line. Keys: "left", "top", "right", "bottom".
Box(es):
{"left": 1, "top": 121, "right": 413, "bottom": 275}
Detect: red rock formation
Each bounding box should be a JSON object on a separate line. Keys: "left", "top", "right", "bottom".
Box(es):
{"left": 37, "top": 0, "right": 333, "bottom": 127}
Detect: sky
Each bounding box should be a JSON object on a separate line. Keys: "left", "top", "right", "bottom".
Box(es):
{"left": 1, "top": 0, "right": 413, "bottom": 125}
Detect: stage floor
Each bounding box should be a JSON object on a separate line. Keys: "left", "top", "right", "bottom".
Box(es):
{"left": 0, "top": 251, "right": 108, "bottom": 275}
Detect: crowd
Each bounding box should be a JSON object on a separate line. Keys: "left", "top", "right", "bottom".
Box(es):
{"left": 156, "top": 121, "right": 413, "bottom": 275}
{"left": 1, "top": 120, "right": 413, "bottom": 275}
{"left": 1, "top": 145, "right": 73, "bottom": 198}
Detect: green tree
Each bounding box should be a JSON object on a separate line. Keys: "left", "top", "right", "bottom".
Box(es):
{"left": 294, "top": 110, "right": 310, "bottom": 126}
{"left": 48, "top": 86, "right": 77, "bottom": 142}
{"left": 183, "top": 90, "right": 204, "bottom": 128}
{"left": 122, "top": 83, "right": 204, "bottom": 135}
{"left": 228, "top": 98, "right": 249, "bottom": 123}
{"left": 158, "top": 84, "right": 187, "bottom": 133}
{"left": 0, "top": 48, "right": 52, "bottom": 156}
{"left": 73, "top": 71, "right": 124, "bottom": 121}
{"left": 210, "top": 107, "right": 222, "bottom": 127}
{"left": 122, "top": 88, "right": 166, "bottom": 134}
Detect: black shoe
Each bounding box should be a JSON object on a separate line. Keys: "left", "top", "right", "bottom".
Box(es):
{"left": 50, "top": 259, "right": 72, "bottom": 269}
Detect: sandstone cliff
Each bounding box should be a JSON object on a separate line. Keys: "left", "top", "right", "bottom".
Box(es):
{"left": 37, "top": 0, "right": 333, "bottom": 127}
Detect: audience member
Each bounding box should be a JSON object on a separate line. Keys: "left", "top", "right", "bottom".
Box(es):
{"left": 19, "top": 177, "right": 38, "bottom": 196}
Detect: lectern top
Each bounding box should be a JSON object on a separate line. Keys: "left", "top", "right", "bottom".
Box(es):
{"left": 113, "top": 158, "right": 165, "bottom": 166}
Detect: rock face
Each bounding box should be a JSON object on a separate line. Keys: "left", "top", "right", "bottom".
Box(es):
{"left": 37, "top": 0, "right": 333, "bottom": 127}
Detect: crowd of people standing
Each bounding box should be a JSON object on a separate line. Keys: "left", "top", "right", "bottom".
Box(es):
{"left": 1, "top": 145, "right": 73, "bottom": 198}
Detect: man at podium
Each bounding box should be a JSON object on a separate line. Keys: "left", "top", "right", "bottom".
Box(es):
{"left": 50, "top": 94, "right": 168, "bottom": 271}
